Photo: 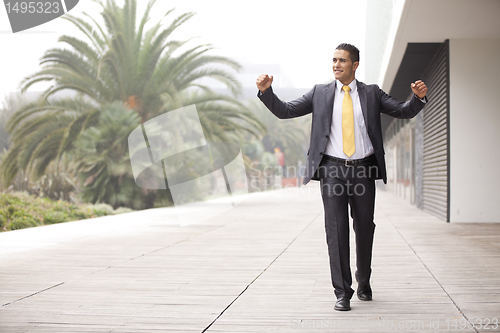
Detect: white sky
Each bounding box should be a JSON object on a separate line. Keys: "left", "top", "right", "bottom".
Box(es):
{"left": 0, "top": 0, "right": 367, "bottom": 104}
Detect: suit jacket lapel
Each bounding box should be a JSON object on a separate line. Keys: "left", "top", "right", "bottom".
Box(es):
{"left": 324, "top": 81, "right": 336, "bottom": 131}
{"left": 357, "top": 81, "right": 369, "bottom": 132}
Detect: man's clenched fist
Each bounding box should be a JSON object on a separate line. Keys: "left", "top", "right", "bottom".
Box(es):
{"left": 256, "top": 74, "right": 274, "bottom": 93}
{"left": 411, "top": 80, "right": 428, "bottom": 99}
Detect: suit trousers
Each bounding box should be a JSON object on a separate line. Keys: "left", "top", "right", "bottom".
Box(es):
{"left": 319, "top": 156, "right": 378, "bottom": 299}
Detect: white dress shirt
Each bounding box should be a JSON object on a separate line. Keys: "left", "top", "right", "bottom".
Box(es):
{"left": 325, "top": 79, "right": 374, "bottom": 160}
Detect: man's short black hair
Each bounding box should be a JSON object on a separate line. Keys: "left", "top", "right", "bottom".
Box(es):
{"left": 336, "top": 43, "right": 360, "bottom": 63}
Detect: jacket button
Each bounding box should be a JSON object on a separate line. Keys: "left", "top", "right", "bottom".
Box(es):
{"left": 320, "top": 152, "right": 324, "bottom": 155}
{"left": 325, "top": 135, "right": 329, "bottom": 138}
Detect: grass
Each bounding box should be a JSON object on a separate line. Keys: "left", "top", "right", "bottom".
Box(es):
{"left": 0, "top": 192, "right": 134, "bottom": 232}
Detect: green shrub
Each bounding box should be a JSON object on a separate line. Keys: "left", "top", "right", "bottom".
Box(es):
{"left": 70, "top": 210, "right": 88, "bottom": 219}
{"left": 90, "top": 203, "right": 114, "bottom": 216}
{"left": 113, "top": 207, "right": 134, "bottom": 215}
{"left": 43, "top": 211, "right": 69, "bottom": 224}
{"left": 12, "top": 210, "right": 31, "bottom": 219}
{"left": 8, "top": 217, "right": 39, "bottom": 230}
{"left": 0, "top": 193, "right": 135, "bottom": 232}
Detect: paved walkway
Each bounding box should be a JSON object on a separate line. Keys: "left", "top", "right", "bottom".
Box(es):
{"left": 1, "top": 183, "right": 499, "bottom": 333}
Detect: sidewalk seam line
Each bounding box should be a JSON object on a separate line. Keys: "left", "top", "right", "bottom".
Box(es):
{"left": 89, "top": 225, "right": 224, "bottom": 275}
{"left": 2, "top": 282, "right": 65, "bottom": 307}
{"left": 387, "top": 217, "right": 479, "bottom": 333}
{"left": 202, "top": 212, "right": 322, "bottom": 333}
{"left": 2, "top": 226, "right": 220, "bottom": 307}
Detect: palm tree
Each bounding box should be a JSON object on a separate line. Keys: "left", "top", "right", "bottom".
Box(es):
{"left": 2, "top": 0, "right": 264, "bottom": 207}
{"left": 73, "top": 102, "right": 141, "bottom": 208}
{"left": 3, "top": 96, "right": 99, "bottom": 183}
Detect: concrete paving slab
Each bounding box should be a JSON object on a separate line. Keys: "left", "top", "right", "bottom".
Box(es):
{"left": 1, "top": 183, "right": 499, "bottom": 332}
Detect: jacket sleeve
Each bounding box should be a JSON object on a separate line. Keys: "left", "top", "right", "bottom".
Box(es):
{"left": 378, "top": 85, "right": 428, "bottom": 119}
{"left": 257, "top": 86, "right": 315, "bottom": 119}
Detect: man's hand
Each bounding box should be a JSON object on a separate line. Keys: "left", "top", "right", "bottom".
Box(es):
{"left": 256, "top": 74, "right": 273, "bottom": 93}
{"left": 411, "top": 80, "right": 428, "bottom": 99}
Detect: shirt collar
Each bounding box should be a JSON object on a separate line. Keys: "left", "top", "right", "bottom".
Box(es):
{"left": 335, "top": 79, "right": 357, "bottom": 94}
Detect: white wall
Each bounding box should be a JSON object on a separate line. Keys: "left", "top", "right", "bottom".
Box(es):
{"left": 449, "top": 39, "right": 500, "bottom": 222}
{"left": 364, "top": 0, "right": 394, "bottom": 84}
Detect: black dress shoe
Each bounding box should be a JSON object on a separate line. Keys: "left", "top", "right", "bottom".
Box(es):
{"left": 334, "top": 297, "right": 351, "bottom": 311}
{"left": 357, "top": 289, "right": 372, "bottom": 301}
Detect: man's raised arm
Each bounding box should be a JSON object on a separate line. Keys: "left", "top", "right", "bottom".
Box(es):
{"left": 380, "top": 80, "right": 428, "bottom": 119}
{"left": 256, "top": 74, "right": 314, "bottom": 119}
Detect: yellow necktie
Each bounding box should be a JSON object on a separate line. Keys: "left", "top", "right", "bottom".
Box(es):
{"left": 342, "top": 85, "right": 355, "bottom": 157}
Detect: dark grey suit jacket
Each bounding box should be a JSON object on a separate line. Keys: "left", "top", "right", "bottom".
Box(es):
{"left": 258, "top": 80, "right": 426, "bottom": 185}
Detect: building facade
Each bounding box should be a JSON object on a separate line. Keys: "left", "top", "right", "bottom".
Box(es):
{"left": 367, "top": 0, "right": 500, "bottom": 222}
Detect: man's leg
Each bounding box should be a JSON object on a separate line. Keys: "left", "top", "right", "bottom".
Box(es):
{"left": 321, "top": 177, "right": 354, "bottom": 300}
{"left": 349, "top": 169, "right": 376, "bottom": 298}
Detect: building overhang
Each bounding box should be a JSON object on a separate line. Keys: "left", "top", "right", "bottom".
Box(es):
{"left": 380, "top": 0, "right": 500, "bottom": 135}
{"left": 380, "top": 0, "right": 500, "bottom": 93}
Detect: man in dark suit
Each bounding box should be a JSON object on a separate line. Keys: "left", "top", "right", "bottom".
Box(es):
{"left": 256, "top": 43, "right": 427, "bottom": 311}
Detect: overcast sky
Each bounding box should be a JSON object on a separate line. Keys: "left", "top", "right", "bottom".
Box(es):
{"left": 0, "top": 0, "right": 367, "bottom": 104}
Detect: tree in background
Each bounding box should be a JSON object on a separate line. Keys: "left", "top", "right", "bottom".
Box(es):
{"left": 0, "top": 94, "right": 80, "bottom": 199}
{"left": 240, "top": 99, "right": 310, "bottom": 191}
{"left": 245, "top": 99, "right": 310, "bottom": 177}
{"left": 1, "top": 0, "right": 263, "bottom": 208}
{"left": 0, "top": 96, "right": 17, "bottom": 156}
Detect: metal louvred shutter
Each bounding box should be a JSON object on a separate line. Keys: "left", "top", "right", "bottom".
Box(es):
{"left": 421, "top": 41, "right": 450, "bottom": 221}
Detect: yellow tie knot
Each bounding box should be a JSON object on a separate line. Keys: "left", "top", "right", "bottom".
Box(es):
{"left": 343, "top": 85, "right": 351, "bottom": 93}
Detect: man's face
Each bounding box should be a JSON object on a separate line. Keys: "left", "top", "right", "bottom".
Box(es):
{"left": 332, "top": 49, "right": 358, "bottom": 85}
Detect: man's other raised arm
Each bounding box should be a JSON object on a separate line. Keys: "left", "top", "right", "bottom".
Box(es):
{"left": 256, "top": 74, "right": 314, "bottom": 119}
{"left": 380, "top": 80, "right": 428, "bottom": 119}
